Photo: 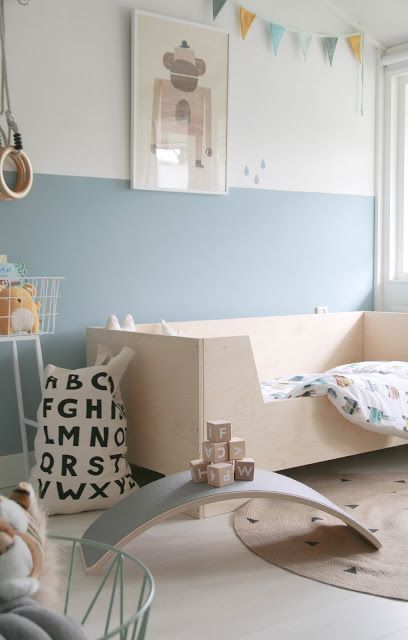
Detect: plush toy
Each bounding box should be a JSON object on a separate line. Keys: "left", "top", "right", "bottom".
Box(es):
{"left": 0, "top": 482, "right": 87, "bottom": 639}
{"left": 0, "top": 283, "right": 40, "bottom": 335}
{"left": 0, "top": 482, "right": 56, "bottom": 604}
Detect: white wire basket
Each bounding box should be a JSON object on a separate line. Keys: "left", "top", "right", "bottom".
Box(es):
{"left": 0, "top": 276, "right": 64, "bottom": 336}
{"left": 51, "top": 536, "right": 155, "bottom": 640}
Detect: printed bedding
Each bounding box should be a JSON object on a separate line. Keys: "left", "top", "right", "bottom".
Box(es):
{"left": 262, "top": 361, "right": 408, "bottom": 439}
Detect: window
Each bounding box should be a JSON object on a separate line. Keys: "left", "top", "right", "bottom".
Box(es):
{"left": 383, "top": 65, "right": 408, "bottom": 281}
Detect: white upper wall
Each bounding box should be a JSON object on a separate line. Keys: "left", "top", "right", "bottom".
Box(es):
{"left": 5, "top": 0, "right": 377, "bottom": 195}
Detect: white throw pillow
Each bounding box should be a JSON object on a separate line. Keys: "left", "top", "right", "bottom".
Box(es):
{"left": 30, "top": 345, "right": 137, "bottom": 515}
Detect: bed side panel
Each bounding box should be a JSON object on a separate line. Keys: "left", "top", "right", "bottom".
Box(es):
{"left": 86, "top": 328, "right": 202, "bottom": 475}
{"left": 249, "top": 312, "right": 364, "bottom": 380}
{"left": 364, "top": 312, "right": 408, "bottom": 361}
{"left": 202, "top": 332, "right": 405, "bottom": 474}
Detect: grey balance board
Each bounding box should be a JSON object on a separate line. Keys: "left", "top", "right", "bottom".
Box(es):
{"left": 81, "top": 469, "right": 381, "bottom": 573}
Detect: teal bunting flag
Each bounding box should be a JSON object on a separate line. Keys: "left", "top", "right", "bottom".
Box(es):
{"left": 269, "top": 23, "right": 285, "bottom": 55}
{"left": 298, "top": 32, "right": 312, "bottom": 61}
{"left": 213, "top": 0, "right": 228, "bottom": 19}
{"left": 325, "top": 36, "right": 338, "bottom": 65}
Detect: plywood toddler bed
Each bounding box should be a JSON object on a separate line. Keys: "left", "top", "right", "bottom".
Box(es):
{"left": 86, "top": 312, "right": 408, "bottom": 517}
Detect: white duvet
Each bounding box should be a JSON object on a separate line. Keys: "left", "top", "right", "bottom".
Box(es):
{"left": 262, "top": 361, "right": 408, "bottom": 439}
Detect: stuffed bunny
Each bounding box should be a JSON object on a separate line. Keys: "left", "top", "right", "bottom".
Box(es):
{"left": 0, "top": 482, "right": 87, "bottom": 639}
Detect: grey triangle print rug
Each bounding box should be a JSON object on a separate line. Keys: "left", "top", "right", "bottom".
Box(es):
{"left": 234, "top": 472, "right": 408, "bottom": 600}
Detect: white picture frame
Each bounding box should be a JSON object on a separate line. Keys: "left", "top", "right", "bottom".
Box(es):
{"left": 131, "top": 10, "right": 229, "bottom": 195}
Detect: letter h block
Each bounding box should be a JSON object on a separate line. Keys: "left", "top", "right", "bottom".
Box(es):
{"left": 190, "top": 459, "right": 210, "bottom": 484}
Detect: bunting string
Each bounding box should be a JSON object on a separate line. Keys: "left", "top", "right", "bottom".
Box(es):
{"left": 212, "top": 0, "right": 366, "bottom": 114}
{"left": 229, "top": 0, "right": 364, "bottom": 39}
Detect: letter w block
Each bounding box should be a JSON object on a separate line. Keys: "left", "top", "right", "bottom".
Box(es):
{"left": 235, "top": 458, "right": 255, "bottom": 481}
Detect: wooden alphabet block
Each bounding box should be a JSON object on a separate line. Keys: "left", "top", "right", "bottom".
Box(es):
{"left": 190, "top": 459, "right": 210, "bottom": 483}
{"left": 207, "top": 420, "right": 232, "bottom": 443}
{"left": 228, "top": 437, "right": 246, "bottom": 460}
{"left": 202, "top": 440, "right": 228, "bottom": 463}
{"left": 234, "top": 458, "right": 255, "bottom": 481}
{"left": 207, "top": 462, "right": 234, "bottom": 487}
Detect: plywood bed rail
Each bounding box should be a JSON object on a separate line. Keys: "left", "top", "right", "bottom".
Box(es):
{"left": 364, "top": 312, "right": 408, "bottom": 361}
{"left": 87, "top": 312, "right": 408, "bottom": 519}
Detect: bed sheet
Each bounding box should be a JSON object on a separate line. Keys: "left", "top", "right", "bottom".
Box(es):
{"left": 262, "top": 361, "right": 408, "bottom": 439}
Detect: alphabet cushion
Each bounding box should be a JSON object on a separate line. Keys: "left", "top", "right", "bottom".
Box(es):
{"left": 30, "top": 345, "right": 137, "bottom": 515}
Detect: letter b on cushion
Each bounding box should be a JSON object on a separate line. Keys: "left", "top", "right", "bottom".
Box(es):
{"left": 30, "top": 346, "right": 137, "bottom": 515}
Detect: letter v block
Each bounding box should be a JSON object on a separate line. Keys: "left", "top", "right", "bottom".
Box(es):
{"left": 228, "top": 437, "right": 246, "bottom": 460}
{"left": 235, "top": 458, "right": 255, "bottom": 481}
{"left": 202, "top": 441, "right": 228, "bottom": 463}
{"left": 207, "top": 420, "right": 231, "bottom": 443}
{"left": 190, "top": 459, "right": 210, "bottom": 483}
{"left": 207, "top": 462, "right": 234, "bottom": 487}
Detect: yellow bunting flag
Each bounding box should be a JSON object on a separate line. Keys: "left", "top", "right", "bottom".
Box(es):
{"left": 348, "top": 34, "right": 363, "bottom": 62}
{"left": 240, "top": 7, "right": 256, "bottom": 39}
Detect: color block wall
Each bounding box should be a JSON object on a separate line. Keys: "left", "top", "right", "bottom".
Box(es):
{"left": 0, "top": 0, "right": 376, "bottom": 457}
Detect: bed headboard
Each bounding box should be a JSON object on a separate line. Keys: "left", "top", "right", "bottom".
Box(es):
{"left": 130, "top": 312, "right": 365, "bottom": 380}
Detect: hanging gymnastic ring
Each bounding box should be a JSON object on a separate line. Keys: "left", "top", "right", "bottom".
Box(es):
{"left": 0, "top": 152, "right": 29, "bottom": 200}
{"left": 0, "top": 147, "right": 33, "bottom": 199}
{"left": 0, "top": 146, "right": 33, "bottom": 200}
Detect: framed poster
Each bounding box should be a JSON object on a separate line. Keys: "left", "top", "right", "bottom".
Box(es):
{"left": 131, "top": 10, "right": 229, "bottom": 195}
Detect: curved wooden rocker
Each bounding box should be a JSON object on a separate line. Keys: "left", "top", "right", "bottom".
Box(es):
{"left": 81, "top": 469, "right": 381, "bottom": 573}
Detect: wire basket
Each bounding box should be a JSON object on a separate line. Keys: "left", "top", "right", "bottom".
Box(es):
{"left": 0, "top": 276, "right": 63, "bottom": 336}
{"left": 50, "top": 535, "right": 155, "bottom": 640}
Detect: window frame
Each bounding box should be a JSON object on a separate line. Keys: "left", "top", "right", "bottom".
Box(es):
{"left": 383, "top": 64, "right": 408, "bottom": 283}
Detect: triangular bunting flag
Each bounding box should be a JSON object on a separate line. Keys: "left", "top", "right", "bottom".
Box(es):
{"left": 213, "top": 0, "right": 228, "bottom": 20}
{"left": 325, "top": 36, "right": 338, "bottom": 66}
{"left": 298, "top": 32, "right": 312, "bottom": 61}
{"left": 240, "top": 7, "right": 256, "bottom": 39}
{"left": 269, "top": 23, "right": 285, "bottom": 55}
{"left": 348, "top": 34, "right": 362, "bottom": 62}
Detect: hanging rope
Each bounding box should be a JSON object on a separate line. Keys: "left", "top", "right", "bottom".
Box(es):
{"left": 0, "top": 0, "right": 32, "bottom": 199}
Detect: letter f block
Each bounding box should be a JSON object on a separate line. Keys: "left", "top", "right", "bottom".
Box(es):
{"left": 207, "top": 420, "right": 231, "bottom": 443}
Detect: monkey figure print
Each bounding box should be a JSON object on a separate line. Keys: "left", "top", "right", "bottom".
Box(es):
{"left": 151, "top": 40, "right": 212, "bottom": 169}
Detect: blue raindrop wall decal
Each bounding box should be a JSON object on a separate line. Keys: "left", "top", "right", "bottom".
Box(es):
{"left": 261, "top": 159, "right": 266, "bottom": 169}
{"left": 254, "top": 174, "right": 259, "bottom": 184}
{"left": 244, "top": 165, "right": 249, "bottom": 176}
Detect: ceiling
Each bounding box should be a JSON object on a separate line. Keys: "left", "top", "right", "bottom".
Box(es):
{"left": 338, "top": 0, "right": 408, "bottom": 48}
{"left": 243, "top": 0, "right": 408, "bottom": 49}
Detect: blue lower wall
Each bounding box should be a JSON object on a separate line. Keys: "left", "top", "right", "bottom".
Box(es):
{"left": 0, "top": 174, "right": 374, "bottom": 454}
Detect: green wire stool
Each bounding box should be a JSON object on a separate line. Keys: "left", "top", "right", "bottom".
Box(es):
{"left": 49, "top": 535, "right": 155, "bottom": 640}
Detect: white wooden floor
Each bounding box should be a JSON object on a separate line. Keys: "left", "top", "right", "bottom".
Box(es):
{"left": 11, "top": 446, "right": 408, "bottom": 639}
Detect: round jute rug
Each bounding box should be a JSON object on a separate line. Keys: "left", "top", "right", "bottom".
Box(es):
{"left": 234, "top": 472, "right": 408, "bottom": 600}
